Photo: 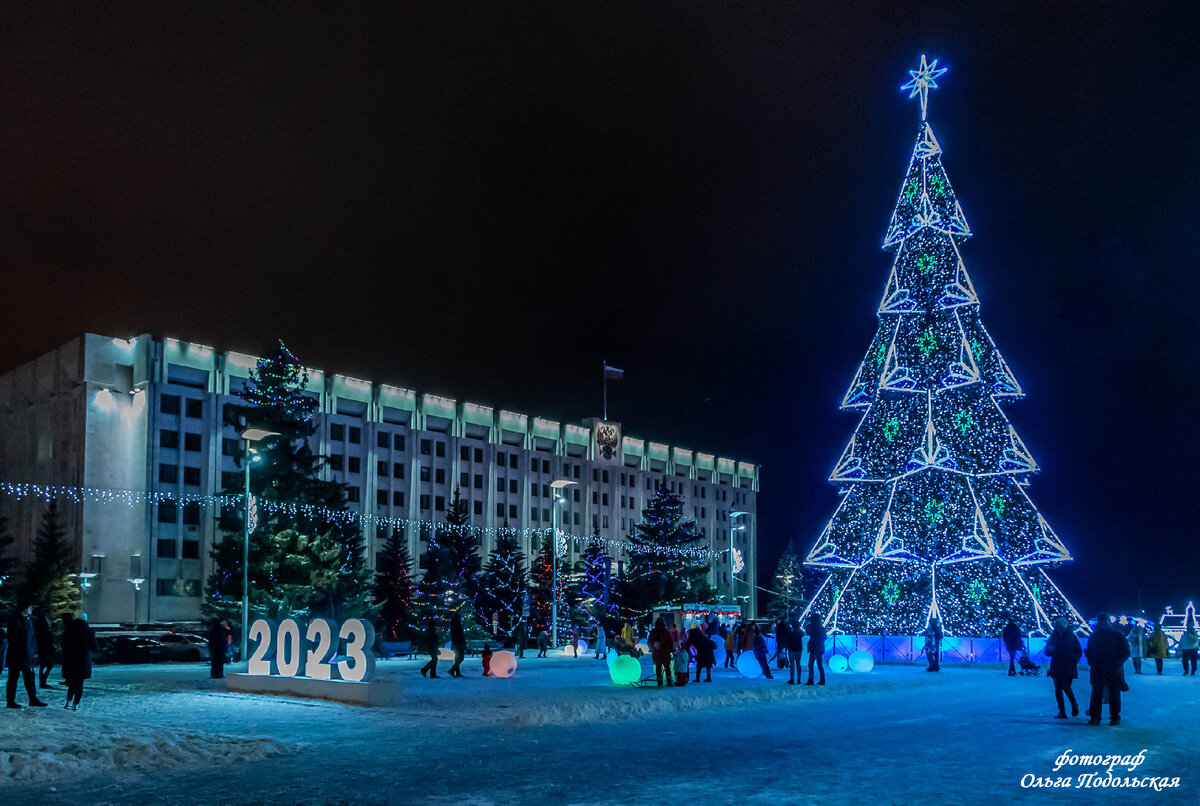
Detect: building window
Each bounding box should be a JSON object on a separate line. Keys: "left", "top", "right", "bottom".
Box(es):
{"left": 474, "top": 448, "right": 483, "bottom": 463}
{"left": 573, "top": 489, "right": 580, "bottom": 502}
{"left": 592, "top": 468, "right": 599, "bottom": 482}
{"left": 420, "top": 494, "right": 430, "bottom": 510}
{"left": 542, "top": 459, "right": 550, "bottom": 474}
{"left": 602, "top": 470, "right": 609, "bottom": 483}
{"left": 156, "top": 579, "right": 201, "bottom": 597}
{"left": 182, "top": 502, "right": 200, "bottom": 525}
{"left": 349, "top": 427, "right": 361, "bottom": 444}
{"left": 508, "top": 504, "right": 518, "bottom": 520}
{"left": 435, "top": 495, "right": 445, "bottom": 511}
{"left": 474, "top": 500, "right": 483, "bottom": 515}
{"left": 420, "top": 467, "right": 430, "bottom": 482}
{"left": 221, "top": 438, "right": 239, "bottom": 457}
{"left": 530, "top": 457, "right": 539, "bottom": 473}
{"left": 393, "top": 463, "right": 405, "bottom": 479}
{"left": 156, "top": 538, "right": 176, "bottom": 558}
{"left": 435, "top": 441, "right": 445, "bottom": 457}
{"left": 460, "top": 445, "right": 471, "bottom": 461}
{"left": 435, "top": 468, "right": 445, "bottom": 484}
{"left": 460, "top": 471, "right": 469, "bottom": 487}
{"left": 377, "top": 431, "right": 390, "bottom": 449}
{"left": 158, "top": 464, "right": 178, "bottom": 484}
{"left": 542, "top": 508, "right": 550, "bottom": 522}
{"left": 181, "top": 540, "right": 200, "bottom": 559}
{"left": 420, "top": 439, "right": 431, "bottom": 455}
{"left": 160, "top": 429, "right": 179, "bottom": 449}
{"left": 531, "top": 508, "right": 539, "bottom": 521}
{"left": 530, "top": 485, "right": 538, "bottom": 499}
{"left": 602, "top": 493, "right": 608, "bottom": 506}
{"left": 603, "top": 515, "right": 609, "bottom": 528}
{"left": 348, "top": 457, "right": 361, "bottom": 474}
{"left": 509, "top": 479, "right": 518, "bottom": 494}
{"left": 542, "top": 484, "right": 550, "bottom": 499}
{"left": 573, "top": 512, "right": 580, "bottom": 526}
{"left": 592, "top": 491, "right": 598, "bottom": 505}
{"left": 393, "top": 434, "right": 406, "bottom": 451}
{"left": 185, "top": 398, "right": 203, "bottom": 419}
{"left": 377, "top": 490, "right": 389, "bottom": 506}
{"left": 378, "top": 460, "right": 389, "bottom": 477}
{"left": 158, "top": 502, "right": 177, "bottom": 523}
{"left": 347, "top": 487, "right": 360, "bottom": 503}
{"left": 496, "top": 503, "right": 505, "bottom": 517}
{"left": 393, "top": 491, "right": 405, "bottom": 507}
{"left": 331, "top": 423, "right": 345, "bottom": 441}
{"left": 701, "top": 507, "right": 706, "bottom": 518}
{"left": 509, "top": 454, "right": 518, "bottom": 469}
{"left": 184, "top": 433, "right": 202, "bottom": 452}
{"left": 496, "top": 452, "right": 505, "bottom": 467}
{"left": 160, "top": 394, "right": 180, "bottom": 415}
{"left": 470, "top": 474, "right": 479, "bottom": 489}
{"left": 572, "top": 465, "right": 580, "bottom": 479}
{"left": 496, "top": 477, "right": 505, "bottom": 493}
{"left": 183, "top": 466, "right": 201, "bottom": 486}
{"left": 329, "top": 455, "right": 344, "bottom": 472}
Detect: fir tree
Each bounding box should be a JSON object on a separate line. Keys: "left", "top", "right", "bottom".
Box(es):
{"left": 616, "top": 483, "right": 715, "bottom": 624}
{"left": 413, "top": 493, "right": 475, "bottom": 631}
{"left": 577, "top": 530, "right": 614, "bottom": 633}
{"left": 438, "top": 487, "right": 482, "bottom": 621}
{"left": 0, "top": 512, "right": 18, "bottom": 618}
{"left": 204, "top": 341, "right": 371, "bottom": 628}
{"left": 529, "top": 533, "right": 556, "bottom": 632}
{"left": 373, "top": 528, "right": 415, "bottom": 641}
{"left": 22, "top": 499, "right": 81, "bottom": 624}
{"left": 477, "top": 526, "right": 527, "bottom": 636}
{"left": 768, "top": 544, "right": 805, "bottom": 622}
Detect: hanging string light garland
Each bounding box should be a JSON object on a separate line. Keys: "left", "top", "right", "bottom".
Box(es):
{"left": 0, "top": 480, "right": 725, "bottom": 561}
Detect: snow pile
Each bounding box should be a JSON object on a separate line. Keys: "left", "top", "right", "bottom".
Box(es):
{"left": 0, "top": 711, "right": 294, "bottom": 783}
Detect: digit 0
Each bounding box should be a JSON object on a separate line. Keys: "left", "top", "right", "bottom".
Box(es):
{"left": 276, "top": 619, "right": 302, "bottom": 677}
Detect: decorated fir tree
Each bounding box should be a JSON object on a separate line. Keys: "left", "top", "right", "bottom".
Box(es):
{"left": 414, "top": 489, "right": 476, "bottom": 630}
{"left": 529, "top": 534, "right": 557, "bottom": 632}
{"left": 477, "top": 526, "right": 527, "bottom": 636}
{"left": 577, "top": 530, "right": 615, "bottom": 633}
{"left": 768, "top": 544, "right": 805, "bottom": 622}
{"left": 437, "top": 487, "right": 482, "bottom": 621}
{"left": 615, "top": 483, "right": 715, "bottom": 626}
{"left": 21, "top": 499, "right": 80, "bottom": 624}
{"left": 802, "top": 57, "right": 1085, "bottom": 638}
{"left": 204, "top": 341, "right": 371, "bottom": 627}
{"left": 373, "top": 528, "right": 415, "bottom": 641}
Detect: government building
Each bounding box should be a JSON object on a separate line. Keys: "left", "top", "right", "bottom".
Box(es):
{"left": 0, "top": 334, "right": 759, "bottom": 624}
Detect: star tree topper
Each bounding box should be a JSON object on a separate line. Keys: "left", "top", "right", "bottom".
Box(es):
{"left": 900, "top": 54, "right": 948, "bottom": 120}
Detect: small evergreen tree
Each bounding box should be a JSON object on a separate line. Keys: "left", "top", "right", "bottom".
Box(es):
{"left": 616, "top": 483, "right": 716, "bottom": 624}
{"left": 769, "top": 543, "right": 805, "bottom": 622}
{"left": 578, "top": 532, "right": 614, "bottom": 634}
{"left": 22, "top": 499, "right": 81, "bottom": 624}
{"left": 413, "top": 493, "right": 475, "bottom": 632}
{"left": 438, "top": 487, "right": 482, "bottom": 621}
{"left": 373, "top": 528, "right": 415, "bottom": 641}
{"left": 529, "top": 533, "right": 556, "bottom": 632}
{"left": 477, "top": 526, "right": 527, "bottom": 636}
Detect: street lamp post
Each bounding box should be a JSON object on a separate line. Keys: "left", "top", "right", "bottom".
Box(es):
{"left": 240, "top": 427, "right": 279, "bottom": 663}
{"left": 550, "top": 479, "right": 577, "bottom": 647}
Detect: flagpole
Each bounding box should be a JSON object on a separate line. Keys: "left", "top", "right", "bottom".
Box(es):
{"left": 603, "top": 361, "right": 608, "bottom": 421}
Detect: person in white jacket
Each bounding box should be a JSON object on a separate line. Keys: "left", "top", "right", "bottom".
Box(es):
{"left": 1179, "top": 626, "right": 1198, "bottom": 676}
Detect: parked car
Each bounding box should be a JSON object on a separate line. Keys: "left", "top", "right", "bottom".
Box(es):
{"left": 101, "top": 635, "right": 169, "bottom": 664}
{"left": 157, "top": 632, "right": 211, "bottom": 662}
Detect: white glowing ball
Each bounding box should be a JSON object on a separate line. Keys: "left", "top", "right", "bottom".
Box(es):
{"left": 577, "top": 639, "right": 588, "bottom": 655}
{"left": 610, "top": 655, "right": 642, "bottom": 685}
{"left": 848, "top": 650, "right": 874, "bottom": 673}
{"left": 635, "top": 643, "right": 650, "bottom": 658}
{"left": 438, "top": 647, "right": 455, "bottom": 661}
{"left": 736, "top": 651, "right": 763, "bottom": 679}
{"left": 490, "top": 650, "right": 517, "bottom": 678}
{"left": 828, "top": 654, "right": 848, "bottom": 674}
{"left": 711, "top": 643, "right": 726, "bottom": 668}
{"left": 764, "top": 636, "right": 777, "bottom": 656}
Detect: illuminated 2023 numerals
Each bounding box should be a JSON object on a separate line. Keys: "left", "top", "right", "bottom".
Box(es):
{"left": 247, "top": 618, "right": 376, "bottom": 682}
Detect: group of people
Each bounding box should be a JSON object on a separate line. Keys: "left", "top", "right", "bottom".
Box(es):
{"left": 1128, "top": 622, "right": 1199, "bottom": 676}
{"left": 3, "top": 600, "right": 98, "bottom": 711}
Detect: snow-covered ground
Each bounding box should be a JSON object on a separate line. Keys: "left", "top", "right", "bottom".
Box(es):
{"left": 2, "top": 653, "right": 1197, "bottom": 805}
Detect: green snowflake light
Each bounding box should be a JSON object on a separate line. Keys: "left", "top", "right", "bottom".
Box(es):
{"left": 967, "top": 579, "right": 986, "bottom": 604}
{"left": 917, "top": 253, "right": 936, "bottom": 274}
{"left": 1031, "top": 582, "right": 1042, "bottom": 602}
{"left": 875, "top": 342, "right": 887, "bottom": 368}
{"left": 918, "top": 330, "right": 937, "bottom": 358}
{"left": 883, "top": 417, "right": 900, "bottom": 442}
{"left": 955, "top": 409, "right": 974, "bottom": 434}
{"left": 904, "top": 179, "right": 918, "bottom": 202}
{"left": 988, "top": 494, "right": 1005, "bottom": 519}
{"left": 924, "top": 498, "right": 944, "bottom": 525}
{"left": 971, "top": 337, "right": 984, "bottom": 363}
{"left": 882, "top": 580, "right": 900, "bottom": 606}
{"left": 929, "top": 173, "right": 946, "bottom": 195}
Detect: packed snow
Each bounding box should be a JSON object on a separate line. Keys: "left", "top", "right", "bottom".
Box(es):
{"left": 1, "top": 653, "right": 1197, "bottom": 805}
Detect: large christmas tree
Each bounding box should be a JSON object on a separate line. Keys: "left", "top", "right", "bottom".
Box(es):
{"left": 476, "top": 526, "right": 527, "bottom": 636}
{"left": 21, "top": 499, "right": 81, "bottom": 625}
{"left": 373, "top": 528, "right": 415, "bottom": 641}
{"left": 802, "top": 57, "right": 1085, "bottom": 638}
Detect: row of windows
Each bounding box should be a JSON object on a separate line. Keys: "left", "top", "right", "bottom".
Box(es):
{"left": 156, "top": 538, "right": 201, "bottom": 559}
{"left": 159, "top": 464, "right": 202, "bottom": 485}
{"left": 160, "top": 430, "right": 203, "bottom": 451}
{"left": 160, "top": 394, "right": 204, "bottom": 418}
{"left": 157, "top": 501, "right": 202, "bottom": 525}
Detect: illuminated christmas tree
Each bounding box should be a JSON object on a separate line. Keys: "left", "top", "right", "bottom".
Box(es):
{"left": 801, "top": 57, "right": 1086, "bottom": 638}
{"left": 373, "top": 528, "right": 415, "bottom": 641}
{"left": 477, "top": 526, "right": 527, "bottom": 636}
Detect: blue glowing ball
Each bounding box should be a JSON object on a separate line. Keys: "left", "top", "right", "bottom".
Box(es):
{"left": 849, "top": 650, "right": 874, "bottom": 673}
{"left": 736, "top": 651, "right": 763, "bottom": 679}
{"left": 829, "top": 654, "right": 849, "bottom": 674}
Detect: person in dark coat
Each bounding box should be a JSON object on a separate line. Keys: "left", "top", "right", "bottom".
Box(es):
{"left": 512, "top": 618, "right": 525, "bottom": 659}
{"left": 60, "top": 614, "right": 99, "bottom": 711}
{"left": 750, "top": 623, "right": 774, "bottom": 679}
{"left": 420, "top": 619, "right": 441, "bottom": 678}
{"left": 34, "top": 613, "right": 56, "bottom": 689}
{"left": 536, "top": 628, "right": 551, "bottom": 657}
{"left": 805, "top": 614, "right": 826, "bottom": 685}
{"left": 684, "top": 624, "right": 715, "bottom": 682}
{"left": 208, "top": 619, "right": 231, "bottom": 679}
{"left": 447, "top": 613, "right": 466, "bottom": 678}
{"left": 1045, "top": 616, "right": 1081, "bottom": 719}
{"left": 924, "top": 618, "right": 943, "bottom": 672}
{"left": 1002, "top": 620, "right": 1023, "bottom": 676}
{"left": 1085, "top": 613, "right": 1130, "bottom": 726}
{"left": 649, "top": 618, "right": 675, "bottom": 687}
{"left": 6, "top": 602, "right": 48, "bottom": 708}
{"left": 781, "top": 620, "right": 804, "bottom": 684}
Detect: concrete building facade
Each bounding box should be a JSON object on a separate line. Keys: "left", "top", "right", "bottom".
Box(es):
{"left": 0, "top": 334, "right": 759, "bottom": 624}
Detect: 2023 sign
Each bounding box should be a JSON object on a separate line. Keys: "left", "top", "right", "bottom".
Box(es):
{"left": 247, "top": 618, "right": 376, "bottom": 683}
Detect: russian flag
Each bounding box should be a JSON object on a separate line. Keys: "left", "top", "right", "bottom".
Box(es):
{"left": 603, "top": 364, "right": 624, "bottom": 381}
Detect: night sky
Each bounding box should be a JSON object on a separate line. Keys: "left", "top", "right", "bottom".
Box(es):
{"left": 2, "top": 3, "right": 1197, "bottom": 619}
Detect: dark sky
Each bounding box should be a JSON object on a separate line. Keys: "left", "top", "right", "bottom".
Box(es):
{"left": 2, "top": 3, "right": 1197, "bottom": 619}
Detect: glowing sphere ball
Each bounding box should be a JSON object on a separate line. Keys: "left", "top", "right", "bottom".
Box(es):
{"left": 829, "top": 654, "right": 848, "bottom": 674}
{"left": 577, "top": 640, "right": 588, "bottom": 655}
{"left": 610, "top": 655, "right": 641, "bottom": 685}
{"left": 711, "top": 643, "right": 726, "bottom": 668}
{"left": 605, "top": 650, "right": 617, "bottom": 667}
{"left": 736, "top": 651, "right": 763, "bottom": 679}
{"left": 490, "top": 650, "right": 517, "bottom": 678}
{"left": 848, "top": 650, "right": 875, "bottom": 673}
{"left": 764, "top": 636, "right": 777, "bottom": 657}
{"left": 438, "top": 647, "right": 455, "bottom": 661}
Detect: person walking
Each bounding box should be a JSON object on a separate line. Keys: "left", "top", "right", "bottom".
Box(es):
{"left": 672, "top": 643, "right": 690, "bottom": 687}
{"left": 1178, "top": 625, "right": 1198, "bottom": 676}
{"left": 751, "top": 623, "right": 774, "bottom": 679}
{"left": 1127, "top": 625, "right": 1147, "bottom": 675}
{"left": 924, "top": 618, "right": 943, "bottom": 672}
{"left": 724, "top": 624, "right": 735, "bottom": 668}
{"left": 593, "top": 624, "right": 607, "bottom": 660}
{"left": 6, "top": 602, "right": 47, "bottom": 708}
{"left": 782, "top": 620, "right": 804, "bottom": 684}
{"left": 34, "top": 612, "right": 56, "bottom": 690}
{"left": 1045, "top": 616, "right": 1081, "bottom": 718}
{"left": 1002, "top": 620, "right": 1023, "bottom": 677}
{"left": 60, "top": 614, "right": 98, "bottom": 711}
{"left": 208, "top": 619, "right": 231, "bottom": 679}
{"left": 481, "top": 644, "right": 493, "bottom": 677}
{"left": 420, "top": 619, "right": 441, "bottom": 678}
{"left": 512, "top": 617, "right": 526, "bottom": 659}
{"left": 684, "top": 622, "right": 715, "bottom": 683}
{"left": 805, "top": 613, "right": 826, "bottom": 686}
{"left": 1085, "top": 613, "right": 1130, "bottom": 725}
{"left": 649, "top": 617, "right": 675, "bottom": 687}
{"left": 1148, "top": 623, "right": 1169, "bottom": 675}
{"left": 536, "top": 628, "right": 551, "bottom": 658}
{"left": 447, "top": 613, "right": 466, "bottom": 678}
